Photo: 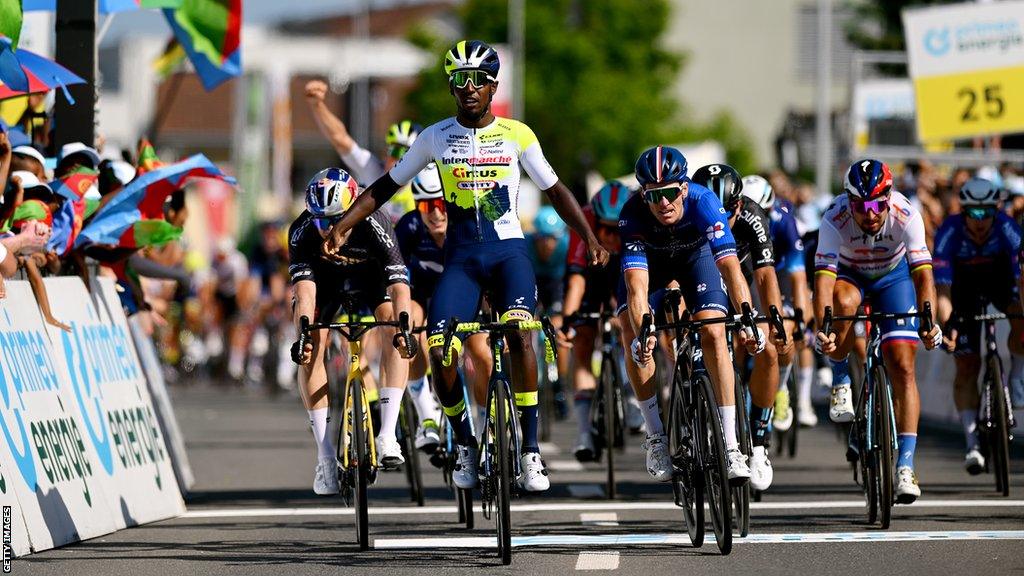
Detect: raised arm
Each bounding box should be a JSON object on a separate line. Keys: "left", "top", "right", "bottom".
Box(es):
{"left": 304, "top": 80, "right": 357, "bottom": 157}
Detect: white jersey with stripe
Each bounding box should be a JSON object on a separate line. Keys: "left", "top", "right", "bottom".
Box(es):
{"left": 814, "top": 191, "right": 932, "bottom": 279}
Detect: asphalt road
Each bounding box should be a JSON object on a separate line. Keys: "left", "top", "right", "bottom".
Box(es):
{"left": 18, "top": 381, "right": 1024, "bottom": 575}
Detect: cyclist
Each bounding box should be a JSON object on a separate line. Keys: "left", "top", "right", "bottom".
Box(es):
{"left": 934, "top": 177, "right": 1024, "bottom": 474}
{"left": 813, "top": 159, "right": 942, "bottom": 504}
{"left": 561, "top": 180, "right": 634, "bottom": 461}
{"left": 396, "top": 163, "right": 493, "bottom": 455}
{"left": 528, "top": 205, "right": 571, "bottom": 418}
{"left": 289, "top": 167, "right": 416, "bottom": 495}
{"left": 620, "top": 146, "right": 765, "bottom": 484}
{"left": 320, "top": 40, "right": 607, "bottom": 492}
{"left": 691, "top": 165, "right": 790, "bottom": 491}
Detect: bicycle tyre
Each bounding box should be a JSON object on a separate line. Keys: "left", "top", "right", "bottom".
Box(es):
{"left": 875, "top": 365, "right": 894, "bottom": 529}
{"left": 539, "top": 338, "right": 553, "bottom": 443}
{"left": 988, "top": 355, "right": 1010, "bottom": 497}
{"left": 601, "top": 355, "right": 617, "bottom": 499}
{"left": 698, "top": 374, "right": 733, "bottom": 555}
{"left": 669, "top": 373, "right": 703, "bottom": 548}
{"left": 352, "top": 379, "right": 370, "bottom": 550}
{"left": 733, "top": 375, "right": 751, "bottom": 538}
{"left": 787, "top": 368, "right": 799, "bottom": 458}
{"left": 495, "top": 379, "right": 513, "bottom": 565}
{"left": 401, "top": 394, "right": 425, "bottom": 507}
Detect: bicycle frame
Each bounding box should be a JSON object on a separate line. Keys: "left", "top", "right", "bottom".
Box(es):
{"left": 858, "top": 319, "right": 898, "bottom": 463}
{"left": 482, "top": 335, "right": 523, "bottom": 488}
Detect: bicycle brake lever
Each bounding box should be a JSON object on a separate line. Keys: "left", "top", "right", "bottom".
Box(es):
{"left": 541, "top": 316, "right": 558, "bottom": 363}
{"left": 769, "top": 305, "right": 787, "bottom": 345}
{"left": 822, "top": 306, "right": 833, "bottom": 340}
{"left": 921, "top": 301, "right": 934, "bottom": 334}
{"left": 640, "top": 313, "right": 653, "bottom": 355}
{"left": 441, "top": 316, "right": 459, "bottom": 367}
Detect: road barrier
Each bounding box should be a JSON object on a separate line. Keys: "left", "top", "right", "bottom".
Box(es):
{"left": 0, "top": 278, "right": 185, "bottom": 557}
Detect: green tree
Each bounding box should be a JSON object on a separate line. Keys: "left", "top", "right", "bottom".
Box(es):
{"left": 406, "top": 0, "right": 755, "bottom": 185}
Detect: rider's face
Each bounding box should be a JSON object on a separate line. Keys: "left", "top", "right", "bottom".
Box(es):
{"left": 646, "top": 182, "right": 687, "bottom": 226}
{"left": 596, "top": 224, "right": 621, "bottom": 253}
{"left": 851, "top": 196, "right": 889, "bottom": 235}
{"left": 452, "top": 79, "right": 495, "bottom": 118}
{"left": 964, "top": 212, "right": 995, "bottom": 238}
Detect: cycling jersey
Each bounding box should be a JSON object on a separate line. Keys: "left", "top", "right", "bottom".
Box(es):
{"left": 388, "top": 116, "right": 559, "bottom": 245}
{"left": 568, "top": 206, "right": 622, "bottom": 315}
{"left": 814, "top": 191, "right": 931, "bottom": 280}
{"left": 527, "top": 233, "right": 569, "bottom": 280}
{"left": 395, "top": 209, "right": 445, "bottom": 306}
{"left": 770, "top": 200, "right": 805, "bottom": 275}
{"left": 340, "top": 142, "right": 414, "bottom": 224}
{"left": 730, "top": 196, "right": 775, "bottom": 284}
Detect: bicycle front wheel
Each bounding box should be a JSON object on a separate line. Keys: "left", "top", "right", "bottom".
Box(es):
{"left": 733, "top": 375, "right": 751, "bottom": 538}
{"left": 698, "top": 374, "right": 733, "bottom": 555}
{"left": 988, "top": 355, "right": 1010, "bottom": 497}
{"left": 668, "top": 373, "right": 703, "bottom": 548}
{"left": 874, "top": 365, "right": 895, "bottom": 528}
{"left": 352, "top": 380, "right": 370, "bottom": 550}
{"left": 401, "top": 394, "right": 425, "bottom": 506}
{"left": 495, "top": 379, "right": 513, "bottom": 565}
{"left": 601, "top": 355, "right": 618, "bottom": 499}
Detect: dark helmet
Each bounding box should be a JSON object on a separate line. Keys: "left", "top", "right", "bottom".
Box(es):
{"left": 691, "top": 164, "right": 743, "bottom": 212}
{"left": 845, "top": 159, "right": 893, "bottom": 201}
{"left": 443, "top": 40, "right": 500, "bottom": 78}
{"left": 634, "top": 145, "right": 688, "bottom": 188}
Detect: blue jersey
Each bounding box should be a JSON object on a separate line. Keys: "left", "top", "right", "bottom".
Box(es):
{"left": 527, "top": 232, "right": 569, "bottom": 280}
{"left": 933, "top": 212, "right": 1023, "bottom": 286}
{"left": 619, "top": 182, "right": 736, "bottom": 273}
{"left": 395, "top": 210, "right": 446, "bottom": 300}
{"left": 770, "top": 199, "right": 805, "bottom": 274}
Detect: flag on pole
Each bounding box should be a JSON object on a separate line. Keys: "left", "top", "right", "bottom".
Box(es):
{"left": 0, "top": 0, "right": 23, "bottom": 50}
{"left": 163, "top": 0, "right": 241, "bottom": 91}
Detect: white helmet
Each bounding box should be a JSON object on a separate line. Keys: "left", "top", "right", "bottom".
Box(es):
{"left": 411, "top": 163, "right": 443, "bottom": 201}
{"left": 741, "top": 175, "right": 774, "bottom": 210}
{"left": 959, "top": 177, "right": 1001, "bottom": 208}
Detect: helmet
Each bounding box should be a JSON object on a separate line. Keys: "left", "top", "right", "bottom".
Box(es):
{"left": 592, "top": 180, "right": 631, "bottom": 224}
{"left": 411, "top": 163, "right": 443, "bottom": 201}
{"left": 443, "top": 40, "right": 500, "bottom": 78}
{"left": 385, "top": 120, "right": 422, "bottom": 149}
{"left": 741, "top": 175, "right": 774, "bottom": 210}
{"left": 305, "top": 167, "right": 359, "bottom": 219}
{"left": 635, "top": 146, "right": 688, "bottom": 188}
{"left": 844, "top": 159, "right": 893, "bottom": 201}
{"left": 959, "top": 177, "right": 1001, "bottom": 208}
{"left": 533, "top": 206, "right": 566, "bottom": 238}
{"left": 692, "top": 164, "right": 743, "bottom": 212}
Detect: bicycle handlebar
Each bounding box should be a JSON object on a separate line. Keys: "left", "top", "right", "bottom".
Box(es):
{"left": 821, "top": 302, "right": 934, "bottom": 337}
{"left": 441, "top": 316, "right": 557, "bottom": 367}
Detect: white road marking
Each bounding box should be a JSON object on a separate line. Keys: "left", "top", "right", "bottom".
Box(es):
{"left": 549, "top": 460, "right": 585, "bottom": 471}
{"left": 575, "top": 551, "right": 620, "bottom": 570}
{"left": 539, "top": 442, "right": 562, "bottom": 455}
{"left": 183, "top": 499, "right": 1024, "bottom": 518}
{"left": 566, "top": 485, "right": 605, "bottom": 499}
{"left": 580, "top": 512, "right": 619, "bottom": 527}
{"left": 373, "top": 530, "right": 1024, "bottom": 549}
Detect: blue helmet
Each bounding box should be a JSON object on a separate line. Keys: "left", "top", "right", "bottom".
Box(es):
{"left": 844, "top": 159, "right": 893, "bottom": 201}
{"left": 533, "top": 206, "right": 566, "bottom": 238}
{"left": 635, "top": 146, "right": 688, "bottom": 188}
{"left": 592, "top": 180, "right": 631, "bottom": 224}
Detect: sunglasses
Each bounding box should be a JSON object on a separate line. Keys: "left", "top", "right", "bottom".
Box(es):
{"left": 851, "top": 198, "right": 888, "bottom": 215}
{"left": 313, "top": 216, "right": 340, "bottom": 233}
{"left": 449, "top": 70, "right": 495, "bottom": 90}
{"left": 417, "top": 198, "right": 446, "bottom": 215}
{"left": 964, "top": 206, "right": 997, "bottom": 220}
{"left": 388, "top": 145, "right": 409, "bottom": 160}
{"left": 643, "top": 183, "right": 684, "bottom": 204}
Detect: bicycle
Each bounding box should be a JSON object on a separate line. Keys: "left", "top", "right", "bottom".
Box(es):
{"left": 564, "top": 310, "right": 625, "bottom": 499}
{"left": 948, "top": 309, "right": 1020, "bottom": 497}
{"left": 433, "top": 385, "right": 476, "bottom": 529}
{"left": 442, "top": 315, "right": 558, "bottom": 565}
{"left": 398, "top": 393, "right": 425, "bottom": 506}
{"left": 297, "top": 312, "right": 415, "bottom": 550}
{"left": 647, "top": 290, "right": 783, "bottom": 555}
{"left": 821, "top": 302, "right": 933, "bottom": 529}
{"left": 773, "top": 309, "right": 807, "bottom": 460}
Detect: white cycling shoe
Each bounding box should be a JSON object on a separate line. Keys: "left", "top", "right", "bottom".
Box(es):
{"left": 518, "top": 453, "right": 551, "bottom": 492}
{"left": 642, "top": 433, "right": 672, "bottom": 482}
{"left": 726, "top": 448, "right": 751, "bottom": 486}
{"left": 749, "top": 446, "right": 773, "bottom": 491}
{"left": 829, "top": 384, "right": 855, "bottom": 423}
{"left": 414, "top": 420, "right": 441, "bottom": 452}
{"left": 773, "top": 389, "right": 793, "bottom": 432}
{"left": 964, "top": 448, "right": 985, "bottom": 476}
{"left": 313, "top": 456, "right": 340, "bottom": 496}
{"left": 798, "top": 400, "right": 818, "bottom": 427}
{"left": 895, "top": 466, "right": 921, "bottom": 504}
{"left": 453, "top": 444, "right": 479, "bottom": 489}
{"left": 376, "top": 436, "right": 405, "bottom": 469}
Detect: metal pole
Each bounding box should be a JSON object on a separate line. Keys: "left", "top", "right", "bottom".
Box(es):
{"left": 55, "top": 0, "right": 97, "bottom": 148}
{"left": 351, "top": 0, "right": 371, "bottom": 145}
{"left": 509, "top": 0, "right": 525, "bottom": 120}
{"left": 815, "top": 0, "right": 832, "bottom": 198}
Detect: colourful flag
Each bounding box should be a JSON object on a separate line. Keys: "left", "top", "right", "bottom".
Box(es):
{"left": 163, "top": 0, "right": 241, "bottom": 91}
{"left": 23, "top": 0, "right": 182, "bottom": 13}
{"left": 122, "top": 219, "right": 183, "bottom": 249}
{"left": 135, "top": 138, "right": 164, "bottom": 176}
{"left": 11, "top": 198, "right": 51, "bottom": 229}
{"left": 152, "top": 38, "right": 186, "bottom": 78}
{"left": 0, "top": 0, "right": 23, "bottom": 50}
{"left": 48, "top": 166, "right": 98, "bottom": 250}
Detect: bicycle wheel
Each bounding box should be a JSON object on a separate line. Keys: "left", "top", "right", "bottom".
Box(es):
{"left": 494, "top": 379, "right": 513, "bottom": 565}
{"left": 401, "top": 394, "right": 425, "bottom": 506}
{"left": 988, "top": 355, "right": 1010, "bottom": 497}
{"left": 733, "top": 376, "right": 751, "bottom": 538}
{"left": 351, "top": 380, "right": 370, "bottom": 550}
{"left": 697, "top": 374, "right": 733, "bottom": 555}
{"left": 787, "top": 368, "right": 799, "bottom": 458}
{"left": 668, "top": 374, "right": 703, "bottom": 548}
{"left": 874, "top": 365, "right": 895, "bottom": 528}
{"left": 601, "top": 355, "right": 617, "bottom": 499}
{"left": 539, "top": 338, "right": 553, "bottom": 443}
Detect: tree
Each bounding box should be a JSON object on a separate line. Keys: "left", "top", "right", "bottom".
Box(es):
{"left": 406, "top": 0, "right": 755, "bottom": 186}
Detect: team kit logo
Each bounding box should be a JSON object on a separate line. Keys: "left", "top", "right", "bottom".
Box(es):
{"left": 705, "top": 222, "right": 726, "bottom": 241}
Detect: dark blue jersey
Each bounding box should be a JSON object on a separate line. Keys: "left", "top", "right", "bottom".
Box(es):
{"left": 395, "top": 210, "right": 446, "bottom": 300}
{"left": 770, "top": 199, "right": 805, "bottom": 274}
{"left": 933, "top": 211, "right": 1023, "bottom": 286}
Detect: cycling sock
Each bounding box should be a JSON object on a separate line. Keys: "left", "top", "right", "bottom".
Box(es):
{"left": 750, "top": 404, "right": 772, "bottom": 447}
{"left": 408, "top": 376, "right": 441, "bottom": 425}
{"left": 574, "top": 391, "right": 594, "bottom": 437}
{"left": 960, "top": 410, "right": 979, "bottom": 450}
{"left": 830, "top": 357, "right": 851, "bottom": 387}
{"left": 797, "top": 366, "right": 814, "bottom": 405}
{"left": 640, "top": 395, "right": 664, "bottom": 436}
{"left": 517, "top": 391, "right": 540, "bottom": 453}
{"left": 377, "top": 387, "right": 404, "bottom": 441}
{"left": 308, "top": 407, "right": 335, "bottom": 460}
{"left": 779, "top": 362, "right": 794, "bottom": 389}
{"left": 719, "top": 405, "right": 739, "bottom": 450}
{"left": 442, "top": 398, "right": 474, "bottom": 445}
{"left": 897, "top": 433, "right": 917, "bottom": 469}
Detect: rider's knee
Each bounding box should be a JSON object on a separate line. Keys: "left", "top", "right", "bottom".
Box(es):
{"left": 698, "top": 322, "right": 726, "bottom": 347}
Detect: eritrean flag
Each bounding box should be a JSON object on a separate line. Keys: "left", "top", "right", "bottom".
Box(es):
{"left": 163, "top": 0, "right": 241, "bottom": 91}
{"left": 76, "top": 153, "right": 234, "bottom": 248}
{"left": 135, "top": 138, "right": 165, "bottom": 176}
{"left": 10, "top": 199, "right": 51, "bottom": 229}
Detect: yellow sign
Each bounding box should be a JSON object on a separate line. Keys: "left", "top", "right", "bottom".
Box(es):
{"left": 913, "top": 65, "right": 1024, "bottom": 142}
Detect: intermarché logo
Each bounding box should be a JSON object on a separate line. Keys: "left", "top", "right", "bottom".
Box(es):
{"left": 923, "top": 19, "right": 1023, "bottom": 57}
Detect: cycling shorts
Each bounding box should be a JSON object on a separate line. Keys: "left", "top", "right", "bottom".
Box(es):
{"left": 427, "top": 239, "right": 537, "bottom": 342}
{"left": 837, "top": 259, "right": 919, "bottom": 346}
{"left": 950, "top": 263, "right": 1019, "bottom": 355}
{"left": 615, "top": 245, "right": 729, "bottom": 317}
{"left": 314, "top": 267, "right": 391, "bottom": 323}
{"left": 536, "top": 274, "right": 564, "bottom": 315}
